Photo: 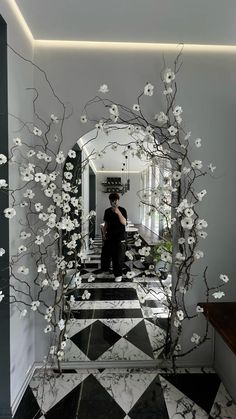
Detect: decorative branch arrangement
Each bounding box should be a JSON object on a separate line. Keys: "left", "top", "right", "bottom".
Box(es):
{"left": 80, "top": 49, "right": 229, "bottom": 361}
{"left": 0, "top": 46, "right": 229, "bottom": 373}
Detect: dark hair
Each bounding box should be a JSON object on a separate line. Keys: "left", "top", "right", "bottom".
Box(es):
{"left": 109, "top": 192, "right": 120, "bottom": 201}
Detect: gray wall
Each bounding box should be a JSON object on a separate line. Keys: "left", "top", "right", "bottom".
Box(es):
{"left": 0, "top": 1, "right": 35, "bottom": 412}
{"left": 33, "top": 45, "right": 236, "bottom": 366}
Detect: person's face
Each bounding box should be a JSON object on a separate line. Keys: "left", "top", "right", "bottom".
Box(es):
{"left": 110, "top": 199, "right": 119, "bottom": 208}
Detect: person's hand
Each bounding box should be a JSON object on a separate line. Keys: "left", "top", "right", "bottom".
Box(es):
{"left": 112, "top": 206, "right": 120, "bottom": 214}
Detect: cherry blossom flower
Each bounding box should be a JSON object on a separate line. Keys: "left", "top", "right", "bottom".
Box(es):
{"left": 197, "top": 189, "right": 207, "bottom": 201}
{"left": 144, "top": 82, "right": 154, "bottom": 96}
{"left": 196, "top": 305, "right": 204, "bottom": 313}
{"left": 191, "top": 333, "right": 200, "bottom": 345}
{"left": 4, "top": 207, "right": 16, "bottom": 219}
{"left": 163, "top": 68, "right": 175, "bottom": 83}
{"left": 17, "top": 266, "right": 29, "bottom": 275}
{"left": 195, "top": 138, "right": 202, "bottom": 148}
{"left": 0, "top": 179, "right": 8, "bottom": 188}
{"left": 173, "top": 106, "right": 183, "bottom": 116}
{"left": 154, "top": 112, "right": 168, "bottom": 124}
{"left": 163, "top": 87, "right": 173, "bottom": 95}
{"left": 176, "top": 310, "right": 184, "bottom": 321}
{"left": 133, "top": 104, "right": 140, "bottom": 112}
{"left": 0, "top": 248, "right": 5, "bottom": 256}
{"left": 33, "top": 127, "right": 42, "bottom": 136}
{"left": 168, "top": 126, "right": 178, "bottom": 136}
{"left": 126, "top": 271, "right": 136, "bottom": 279}
{"left": 212, "top": 291, "right": 225, "bottom": 299}
{"left": 0, "top": 154, "right": 7, "bottom": 165}
{"left": 31, "top": 301, "right": 40, "bottom": 311}
{"left": 56, "top": 151, "right": 65, "bottom": 164}
{"left": 68, "top": 149, "right": 76, "bottom": 158}
{"left": 208, "top": 163, "right": 216, "bottom": 172}
{"left": 181, "top": 217, "right": 194, "bottom": 230}
{"left": 50, "top": 114, "right": 59, "bottom": 123}
{"left": 219, "top": 274, "right": 229, "bottom": 283}
{"left": 99, "top": 84, "right": 109, "bottom": 93}
{"left": 13, "top": 137, "right": 22, "bottom": 146}
{"left": 194, "top": 250, "right": 204, "bottom": 259}
{"left": 191, "top": 160, "right": 203, "bottom": 170}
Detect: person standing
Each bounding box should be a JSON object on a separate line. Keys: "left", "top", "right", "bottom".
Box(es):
{"left": 100, "top": 193, "right": 127, "bottom": 282}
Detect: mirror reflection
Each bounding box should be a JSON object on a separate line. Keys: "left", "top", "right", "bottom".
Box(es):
{"left": 63, "top": 125, "right": 173, "bottom": 362}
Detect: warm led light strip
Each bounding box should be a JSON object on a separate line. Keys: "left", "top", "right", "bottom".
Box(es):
{"left": 34, "top": 40, "right": 236, "bottom": 53}
{"left": 8, "top": 0, "right": 34, "bottom": 43}
{"left": 9, "top": 1, "right": 236, "bottom": 53}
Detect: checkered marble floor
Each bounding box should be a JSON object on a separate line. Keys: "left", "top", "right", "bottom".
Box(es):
{"left": 14, "top": 368, "right": 236, "bottom": 418}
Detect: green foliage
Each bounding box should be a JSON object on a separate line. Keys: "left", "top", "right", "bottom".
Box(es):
{"left": 151, "top": 240, "right": 173, "bottom": 262}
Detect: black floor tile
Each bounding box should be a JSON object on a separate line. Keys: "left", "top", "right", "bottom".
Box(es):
{"left": 45, "top": 374, "right": 126, "bottom": 419}
{"left": 71, "top": 308, "right": 143, "bottom": 319}
{"left": 71, "top": 320, "right": 121, "bottom": 360}
{"left": 162, "top": 373, "right": 221, "bottom": 414}
{"left": 13, "top": 386, "right": 42, "bottom": 419}
{"left": 125, "top": 320, "right": 154, "bottom": 359}
{"left": 69, "top": 288, "right": 138, "bottom": 301}
{"left": 129, "top": 375, "right": 169, "bottom": 419}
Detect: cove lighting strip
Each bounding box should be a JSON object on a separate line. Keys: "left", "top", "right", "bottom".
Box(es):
{"left": 8, "top": 0, "right": 236, "bottom": 52}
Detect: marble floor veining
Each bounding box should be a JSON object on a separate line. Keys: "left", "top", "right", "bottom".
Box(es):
{"left": 14, "top": 368, "right": 236, "bottom": 419}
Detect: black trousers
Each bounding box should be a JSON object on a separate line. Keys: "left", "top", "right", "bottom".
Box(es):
{"left": 101, "top": 239, "right": 126, "bottom": 277}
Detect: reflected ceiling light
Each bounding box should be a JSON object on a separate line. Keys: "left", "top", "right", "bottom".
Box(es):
{"left": 8, "top": 0, "right": 34, "bottom": 44}
{"left": 96, "top": 170, "right": 140, "bottom": 173}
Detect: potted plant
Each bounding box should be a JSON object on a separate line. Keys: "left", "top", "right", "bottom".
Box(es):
{"left": 151, "top": 240, "right": 173, "bottom": 279}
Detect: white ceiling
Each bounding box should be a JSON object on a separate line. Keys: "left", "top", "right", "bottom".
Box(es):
{"left": 79, "top": 126, "right": 150, "bottom": 172}
{"left": 15, "top": 0, "right": 236, "bottom": 45}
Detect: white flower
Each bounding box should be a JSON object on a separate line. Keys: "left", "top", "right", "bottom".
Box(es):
{"left": 178, "top": 238, "right": 185, "bottom": 245}
{"left": 35, "top": 173, "right": 46, "bottom": 183}
{"left": 31, "top": 301, "right": 40, "bottom": 311}
{"left": 213, "top": 291, "right": 225, "bottom": 299}
{"left": 88, "top": 275, "right": 95, "bottom": 283}
{"left": 219, "top": 274, "right": 229, "bottom": 283}
{"left": 133, "top": 104, "right": 140, "bottom": 112}
{"left": 52, "top": 280, "right": 60, "bottom": 290}
{"left": 134, "top": 239, "right": 142, "bottom": 247}
{"left": 56, "top": 151, "right": 65, "bottom": 164}
{"left": 197, "top": 230, "right": 208, "bottom": 239}
{"left": 208, "top": 163, "right": 216, "bottom": 173}
{"left": 0, "top": 154, "right": 7, "bottom": 165}
{"left": 125, "top": 250, "right": 134, "bottom": 260}
{"left": 181, "top": 217, "right": 194, "bottom": 230}
{"left": 196, "top": 305, "right": 204, "bottom": 313}
{"left": 42, "top": 279, "right": 49, "bottom": 287}
{"left": 13, "top": 137, "right": 22, "bottom": 146}
{"left": 195, "top": 138, "right": 202, "bottom": 148}
{"left": 196, "top": 219, "right": 208, "bottom": 230}
{"left": 0, "top": 248, "right": 5, "bottom": 256}
{"left": 194, "top": 250, "right": 204, "bottom": 259}
{"left": 144, "top": 82, "right": 154, "bottom": 96}
{"left": 20, "top": 309, "right": 27, "bottom": 318}
{"left": 184, "top": 208, "right": 194, "bottom": 217}
{"left": 163, "top": 87, "right": 173, "bottom": 95}
{"left": 172, "top": 171, "right": 181, "bottom": 181}
{"left": 168, "top": 126, "right": 178, "bottom": 136}
{"left": 64, "top": 171, "right": 73, "bottom": 180}
{"left": 161, "top": 252, "right": 172, "bottom": 263}
{"left": 35, "top": 236, "right": 44, "bottom": 245}
{"left": 163, "top": 68, "right": 175, "bottom": 83}
{"left": 57, "top": 350, "right": 64, "bottom": 360}
{"left": 23, "top": 189, "right": 35, "bottom": 199}
{"left": 35, "top": 203, "right": 43, "bottom": 212}
{"left": 33, "top": 127, "right": 42, "bottom": 136}
{"left": 37, "top": 264, "right": 47, "bottom": 274}
{"left": 58, "top": 319, "right": 65, "bottom": 331}
{"left": 197, "top": 189, "right": 207, "bottom": 201}
{"left": 99, "top": 84, "right": 109, "bottom": 93}
{"left": 44, "top": 188, "right": 54, "bottom": 198}
{"left": 179, "top": 286, "right": 187, "bottom": 294}
{"left": 61, "top": 341, "right": 67, "bottom": 349}
{"left": 44, "top": 325, "right": 52, "bottom": 333}
{"left": 51, "top": 114, "right": 59, "bottom": 123}
{"left": 154, "top": 112, "right": 168, "bottom": 124}
{"left": 0, "top": 179, "right": 8, "bottom": 188}
{"left": 68, "top": 149, "right": 76, "bottom": 159}
{"left": 191, "top": 333, "right": 200, "bottom": 345}
{"left": 187, "top": 236, "right": 195, "bottom": 245}
{"left": 191, "top": 160, "right": 203, "bottom": 170}
{"left": 126, "top": 271, "right": 136, "bottom": 279}
{"left": 27, "top": 149, "right": 35, "bottom": 158}
{"left": 173, "top": 106, "right": 183, "bottom": 116}
{"left": 176, "top": 310, "right": 184, "bottom": 321}
{"left": 17, "top": 266, "right": 29, "bottom": 275}
{"left": 66, "top": 162, "right": 74, "bottom": 171}
{"left": 4, "top": 207, "right": 16, "bottom": 219}
{"left": 20, "top": 231, "right": 31, "bottom": 240}
{"left": 0, "top": 291, "right": 5, "bottom": 302}
{"left": 82, "top": 290, "right": 91, "bottom": 300}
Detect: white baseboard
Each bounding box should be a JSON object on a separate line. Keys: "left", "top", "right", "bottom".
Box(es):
{"left": 11, "top": 362, "right": 42, "bottom": 417}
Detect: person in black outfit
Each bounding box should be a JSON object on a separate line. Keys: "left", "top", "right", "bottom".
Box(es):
{"left": 100, "top": 193, "right": 127, "bottom": 282}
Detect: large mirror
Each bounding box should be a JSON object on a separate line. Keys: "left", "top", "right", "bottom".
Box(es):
{"left": 62, "top": 124, "right": 173, "bottom": 363}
